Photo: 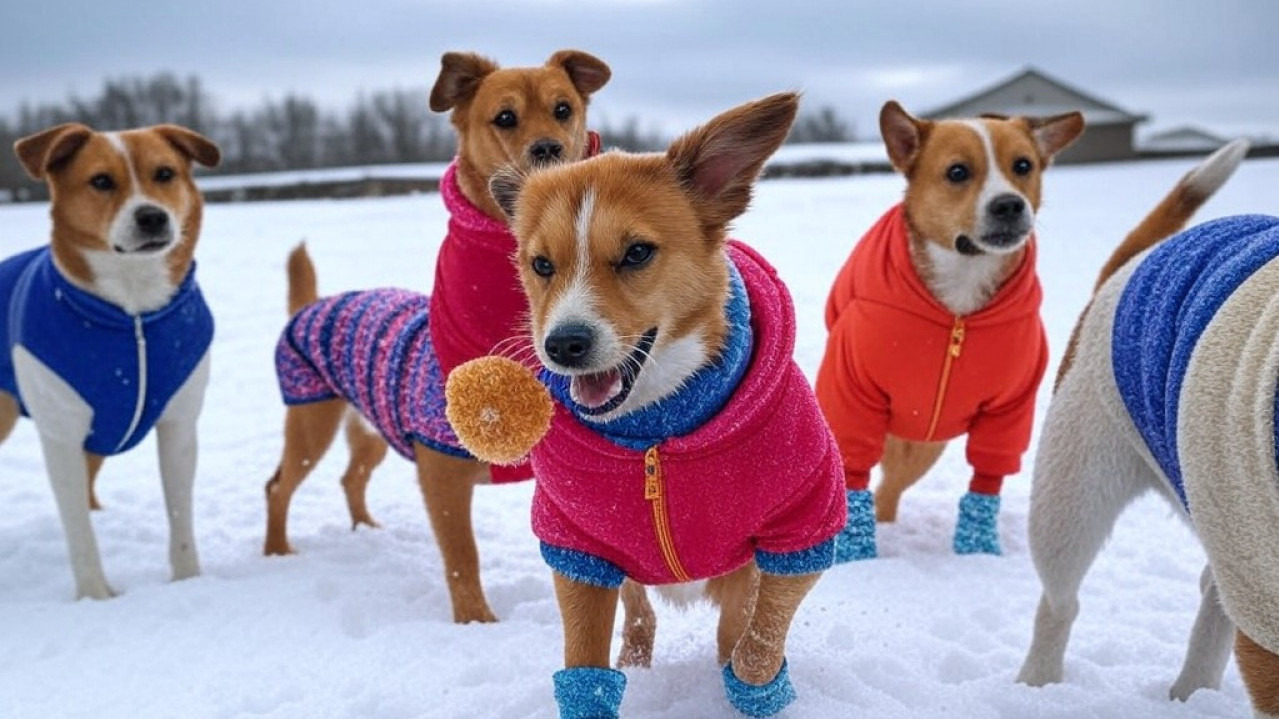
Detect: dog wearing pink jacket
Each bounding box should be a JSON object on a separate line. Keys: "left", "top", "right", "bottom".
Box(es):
{"left": 486, "top": 92, "right": 841, "bottom": 719}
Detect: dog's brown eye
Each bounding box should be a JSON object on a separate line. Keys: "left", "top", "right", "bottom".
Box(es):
{"left": 553, "top": 102, "right": 572, "bottom": 121}
{"left": 619, "top": 242, "right": 655, "bottom": 269}
{"left": 946, "top": 163, "right": 970, "bottom": 183}
{"left": 154, "top": 166, "right": 176, "bottom": 183}
{"left": 1012, "top": 158, "right": 1033, "bottom": 176}
{"left": 532, "top": 256, "right": 555, "bottom": 278}
{"left": 89, "top": 174, "right": 115, "bottom": 191}
{"left": 494, "top": 110, "right": 518, "bottom": 129}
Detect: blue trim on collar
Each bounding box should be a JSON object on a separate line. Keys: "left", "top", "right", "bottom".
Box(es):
{"left": 544, "top": 263, "right": 754, "bottom": 450}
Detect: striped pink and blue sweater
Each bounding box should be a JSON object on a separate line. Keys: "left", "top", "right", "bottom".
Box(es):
{"left": 276, "top": 288, "right": 463, "bottom": 461}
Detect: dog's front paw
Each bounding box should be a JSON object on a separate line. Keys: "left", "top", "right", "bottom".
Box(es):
{"left": 75, "top": 579, "right": 117, "bottom": 601}
{"left": 833, "top": 489, "right": 877, "bottom": 563}
{"left": 553, "top": 667, "right": 626, "bottom": 719}
{"left": 953, "top": 492, "right": 1001, "bottom": 555}
{"left": 722, "top": 659, "right": 796, "bottom": 718}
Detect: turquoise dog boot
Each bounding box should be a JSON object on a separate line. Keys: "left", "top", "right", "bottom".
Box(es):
{"left": 953, "top": 492, "right": 1001, "bottom": 555}
{"left": 723, "top": 659, "right": 796, "bottom": 717}
{"left": 834, "top": 489, "right": 877, "bottom": 562}
{"left": 553, "top": 666, "right": 626, "bottom": 719}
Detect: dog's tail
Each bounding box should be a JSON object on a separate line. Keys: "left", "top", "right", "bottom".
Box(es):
{"left": 1055, "top": 139, "right": 1249, "bottom": 391}
{"left": 287, "top": 242, "right": 319, "bottom": 316}
{"left": 1093, "top": 138, "right": 1250, "bottom": 291}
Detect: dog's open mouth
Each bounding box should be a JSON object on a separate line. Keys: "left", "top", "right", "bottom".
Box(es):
{"left": 569, "top": 328, "right": 657, "bottom": 415}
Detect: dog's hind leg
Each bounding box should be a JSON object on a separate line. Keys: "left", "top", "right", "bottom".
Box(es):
{"left": 875, "top": 436, "right": 946, "bottom": 522}
{"left": 1169, "top": 565, "right": 1234, "bottom": 701}
{"left": 1016, "top": 375, "right": 1154, "bottom": 687}
{"left": 265, "top": 398, "right": 345, "bottom": 555}
{"left": 1236, "top": 630, "right": 1279, "bottom": 718}
{"left": 339, "top": 410, "right": 388, "bottom": 530}
{"left": 86, "top": 453, "right": 104, "bottom": 510}
{"left": 0, "top": 392, "right": 18, "bottom": 445}
{"left": 414, "top": 446, "right": 495, "bottom": 623}
{"left": 616, "top": 579, "right": 657, "bottom": 668}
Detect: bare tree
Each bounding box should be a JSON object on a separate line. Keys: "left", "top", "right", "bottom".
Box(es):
{"left": 787, "top": 105, "right": 854, "bottom": 144}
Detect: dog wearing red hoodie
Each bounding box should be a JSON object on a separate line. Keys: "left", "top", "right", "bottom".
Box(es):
{"left": 481, "top": 93, "right": 845, "bottom": 719}
{"left": 815, "top": 101, "right": 1084, "bottom": 560}
{"left": 263, "top": 49, "right": 610, "bottom": 624}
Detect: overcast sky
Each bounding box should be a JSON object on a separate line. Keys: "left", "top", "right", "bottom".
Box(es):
{"left": 3, "top": 0, "right": 1277, "bottom": 140}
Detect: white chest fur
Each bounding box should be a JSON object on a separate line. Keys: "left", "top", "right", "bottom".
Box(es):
{"left": 921, "top": 243, "right": 1010, "bottom": 316}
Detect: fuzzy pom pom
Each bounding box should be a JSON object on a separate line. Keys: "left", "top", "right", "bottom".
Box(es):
{"left": 445, "top": 356, "right": 553, "bottom": 465}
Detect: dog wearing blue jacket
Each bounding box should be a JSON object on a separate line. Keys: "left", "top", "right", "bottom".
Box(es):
{"left": 2, "top": 123, "right": 220, "bottom": 599}
{"left": 1016, "top": 140, "right": 1279, "bottom": 717}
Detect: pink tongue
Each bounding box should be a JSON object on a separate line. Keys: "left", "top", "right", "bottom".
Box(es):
{"left": 572, "top": 369, "right": 622, "bottom": 408}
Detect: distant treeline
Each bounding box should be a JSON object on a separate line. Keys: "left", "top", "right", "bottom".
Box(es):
{"left": 0, "top": 73, "right": 854, "bottom": 199}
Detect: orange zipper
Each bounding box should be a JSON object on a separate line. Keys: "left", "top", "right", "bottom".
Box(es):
{"left": 644, "top": 447, "right": 692, "bottom": 582}
{"left": 924, "top": 317, "right": 966, "bottom": 441}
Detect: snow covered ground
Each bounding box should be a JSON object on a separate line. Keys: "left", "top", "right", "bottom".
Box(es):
{"left": 1, "top": 155, "right": 1275, "bottom": 719}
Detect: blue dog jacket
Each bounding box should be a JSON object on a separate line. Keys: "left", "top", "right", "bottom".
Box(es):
{"left": 1111, "top": 215, "right": 1279, "bottom": 509}
{"left": 0, "top": 247, "right": 214, "bottom": 456}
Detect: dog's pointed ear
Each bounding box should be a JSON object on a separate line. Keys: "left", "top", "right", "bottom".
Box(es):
{"left": 1021, "top": 111, "right": 1085, "bottom": 161}
{"left": 14, "top": 123, "right": 94, "bottom": 180}
{"left": 488, "top": 167, "right": 525, "bottom": 221}
{"left": 430, "top": 52, "right": 500, "bottom": 112}
{"left": 154, "top": 124, "right": 221, "bottom": 168}
{"left": 546, "top": 50, "right": 611, "bottom": 98}
{"left": 880, "top": 101, "right": 929, "bottom": 174}
{"left": 667, "top": 92, "right": 799, "bottom": 231}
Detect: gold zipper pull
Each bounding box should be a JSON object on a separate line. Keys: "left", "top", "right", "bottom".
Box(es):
{"left": 644, "top": 447, "right": 661, "bottom": 500}
{"left": 950, "top": 320, "right": 966, "bottom": 358}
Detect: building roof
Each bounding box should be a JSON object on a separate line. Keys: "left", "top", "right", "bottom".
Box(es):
{"left": 1142, "top": 125, "right": 1229, "bottom": 152}
{"left": 924, "top": 67, "right": 1148, "bottom": 126}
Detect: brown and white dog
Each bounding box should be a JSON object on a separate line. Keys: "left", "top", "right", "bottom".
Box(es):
{"left": 2, "top": 123, "right": 220, "bottom": 598}
{"left": 262, "top": 50, "right": 610, "bottom": 624}
{"left": 484, "top": 93, "right": 844, "bottom": 718}
{"left": 815, "top": 102, "right": 1084, "bottom": 559}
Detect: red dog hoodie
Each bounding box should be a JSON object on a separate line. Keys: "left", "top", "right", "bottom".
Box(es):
{"left": 815, "top": 204, "right": 1047, "bottom": 493}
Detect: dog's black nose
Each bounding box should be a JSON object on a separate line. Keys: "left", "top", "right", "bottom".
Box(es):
{"left": 134, "top": 206, "right": 170, "bottom": 235}
{"left": 988, "top": 194, "right": 1026, "bottom": 221}
{"left": 544, "top": 323, "right": 594, "bottom": 368}
{"left": 529, "top": 139, "right": 564, "bottom": 163}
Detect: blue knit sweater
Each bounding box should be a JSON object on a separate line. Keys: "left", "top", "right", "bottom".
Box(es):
{"left": 0, "top": 247, "right": 214, "bottom": 455}
{"left": 1112, "top": 215, "right": 1279, "bottom": 508}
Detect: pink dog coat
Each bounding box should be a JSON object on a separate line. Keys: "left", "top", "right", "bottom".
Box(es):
{"left": 530, "top": 242, "right": 846, "bottom": 587}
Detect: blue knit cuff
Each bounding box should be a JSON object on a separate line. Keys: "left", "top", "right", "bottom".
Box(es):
{"left": 722, "top": 659, "right": 795, "bottom": 717}
{"left": 755, "top": 538, "right": 835, "bottom": 575}
{"left": 541, "top": 543, "right": 626, "bottom": 589}
{"left": 553, "top": 666, "right": 627, "bottom": 719}
{"left": 953, "top": 491, "right": 1001, "bottom": 555}
{"left": 834, "top": 489, "right": 877, "bottom": 563}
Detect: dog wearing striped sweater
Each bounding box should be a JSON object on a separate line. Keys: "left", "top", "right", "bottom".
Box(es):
{"left": 1015, "top": 140, "right": 1279, "bottom": 716}
{"left": 263, "top": 49, "right": 610, "bottom": 624}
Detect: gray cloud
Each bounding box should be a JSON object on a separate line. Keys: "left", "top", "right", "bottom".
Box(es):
{"left": 4, "top": 0, "right": 1277, "bottom": 139}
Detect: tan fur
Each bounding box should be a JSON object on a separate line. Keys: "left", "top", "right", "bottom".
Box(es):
{"left": 496, "top": 93, "right": 818, "bottom": 690}
{"left": 86, "top": 453, "right": 104, "bottom": 511}
{"left": 264, "top": 51, "right": 611, "bottom": 624}
{"left": 432, "top": 50, "right": 610, "bottom": 222}
{"left": 1237, "top": 630, "right": 1279, "bottom": 715}
{"left": 875, "top": 436, "right": 948, "bottom": 522}
{"left": 868, "top": 101, "right": 1082, "bottom": 508}
{"left": 616, "top": 579, "right": 657, "bottom": 667}
{"left": 286, "top": 242, "right": 318, "bottom": 315}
